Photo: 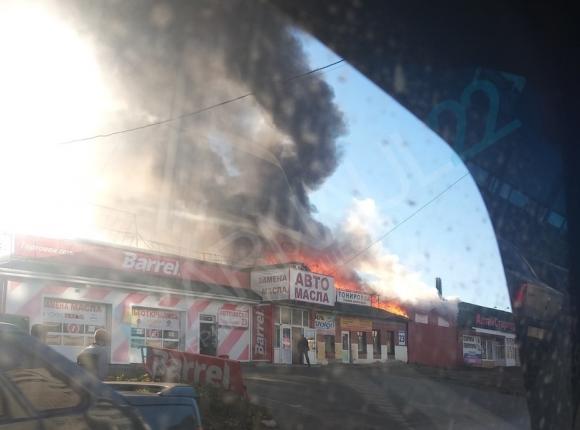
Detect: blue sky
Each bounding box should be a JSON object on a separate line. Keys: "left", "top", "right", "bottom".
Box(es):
{"left": 298, "top": 33, "right": 511, "bottom": 311}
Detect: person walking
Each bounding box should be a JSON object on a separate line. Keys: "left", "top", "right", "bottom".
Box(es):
{"left": 298, "top": 334, "right": 311, "bottom": 367}
{"left": 77, "top": 329, "right": 110, "bottom": 380}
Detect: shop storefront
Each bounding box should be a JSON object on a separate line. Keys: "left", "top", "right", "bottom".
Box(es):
{"left": 314, "top": 311, "right": 336, "bottom": 364}
{"left": 335, "top": 306, "right": 408, "bottom": 364}
{"left": 457, "top": 302, "right": 519, "bottom": 367}
{"left": 251, "top": 264, "right": 335, "bottom": 364}
{"left": 0, "top": 235, "right": 260, "bottom": 364}
{"left": 335, "top": 290, "right": 408, "bottom": 363}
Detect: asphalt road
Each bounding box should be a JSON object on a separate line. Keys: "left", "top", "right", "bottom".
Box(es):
{"left": 244, "top": 363, "right": 530, "bottom": 430}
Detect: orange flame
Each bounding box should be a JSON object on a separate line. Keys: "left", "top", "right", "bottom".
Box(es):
{"left": 371, "top": 299, "right": 409, "bottom": 319}
{"left": 265, "top": 249, "right": 362, "bottom": 292}
{"left": 265, "top": 245, "right": 409, "bottom": 319}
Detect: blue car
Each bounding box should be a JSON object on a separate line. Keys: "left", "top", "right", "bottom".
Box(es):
{"left": 105, "top": 382, "right": 203, "bottom": 430}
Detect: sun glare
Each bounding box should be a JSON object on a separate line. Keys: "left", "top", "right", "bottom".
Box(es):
{"left": 0, "top": 2, "right": 109, "bottom": 238}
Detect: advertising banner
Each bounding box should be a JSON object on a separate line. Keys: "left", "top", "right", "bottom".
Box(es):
{"left": 131, "top": 307, "right": 181, "bottom": 330}
{"left": 289, "top": 268, "right": 336, "bottom": 306}
{"left": 397, "top": 331, "right": 407, "bottom": 346}
{"left": 11, "top": 235, "right": 249, "bottom": 288}
{"left": 252, "top": 304, "right": 273, "bottom": 361}
{"left": 314, "top": 312, "right": 336, "bottom": 334}
{"left": 218, "top": 308, "right": 249, "bottom": 328}
{"left": 336, "top": 290, "right": 371, "bottom": 307}
{"left": 43, "top": 298, "right": 108, "bottom": 347}
{"left": 250, "top": 269, "right": 290, "bottom": 301}
{"left": 462, "top": 335, "right": 482, "bottom": 364}
{"left": 144, "top": 347, "right": 246, "bottom": 396}
{"left": 340, "top": 316, "right": 372, "bottom": 332}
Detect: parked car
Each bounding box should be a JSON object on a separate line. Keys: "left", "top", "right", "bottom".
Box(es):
{"left": 105, "top": 382, "right": 203, "bottom": 430}
{"left": 0, "top": 323, "right": 148, "bottom": 429}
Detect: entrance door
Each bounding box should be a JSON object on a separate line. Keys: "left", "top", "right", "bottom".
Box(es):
{"left": 505, "top": 337, "right": 517, "bottom": 366}
{"left": 199, "top": 315, "right": 217, "bottom": 356}
{"left": 291, "top": 327, "right": 303, "bottom": 364}
{"left": 304, "top": 328, "right": 317, "bottom": 365}
{"left": 341, "top": 331, "right": 350, "bottom": 363}
{"left": 280, "top": 325, "right": 292, "bottom": 364}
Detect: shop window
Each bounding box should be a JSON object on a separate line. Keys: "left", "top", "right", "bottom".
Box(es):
{"left": 415, "top": 313, "right": 428, "bottom": 324}
{"left": 274, "top": 325, "right": 281, "bottom": 348}
{"left": 42, "top": 297, "right": 109, "bottom": 349}
{"left": 130, "top": 307, "right": 182, "bottom": 362}
{"left": 495, "top": 342, "right": 506, "bottom": 360}
{"left": 292, "top": 309, "right": 302, "bottom": 326}
{"left": 372, "top": 330, "right": 381, "bottom": 359}
{"left": 280, "top": 307, "right": 291, "bottom": 325}
{"left": 302, "top": 310, "right": 309, "bottom": 327}
{"left": 357, "top": 332, "right": 367, "bottom": 358}
{"left": 481, "top": 339, "right": 493, "bottom": 360}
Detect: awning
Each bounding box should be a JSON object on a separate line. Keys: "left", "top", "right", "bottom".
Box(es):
{"left": 473, "top": 327, "right": 516, "bottom": 339}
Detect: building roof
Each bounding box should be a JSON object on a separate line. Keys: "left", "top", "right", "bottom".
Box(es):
{"left": 334, "top": 302, "right": 408, "bottom": 322}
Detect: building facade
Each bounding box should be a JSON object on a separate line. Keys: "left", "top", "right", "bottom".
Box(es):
{"left": 0, "top": 235, "right": 409, "bottom": 366}
{"left": 408, "top": 302, "right": 519, "bottom": 368}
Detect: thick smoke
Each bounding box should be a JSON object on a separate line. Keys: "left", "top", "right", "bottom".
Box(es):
{"left": 36, "top": 1, "right": 450, "bottom": 311}
{"left": 51, "top": 0, "right": 344, "bottom": 261}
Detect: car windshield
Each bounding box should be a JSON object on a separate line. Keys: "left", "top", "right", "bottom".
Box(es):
{"left": 0, "top": 1, "right": 575, "bottom": 430}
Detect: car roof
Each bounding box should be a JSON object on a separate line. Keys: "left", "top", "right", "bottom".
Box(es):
{"left": 119, "top": 393, "right": 196, "bottom": 406}
{"left": 105, "top": 381, "right": 198, "bottom": 398}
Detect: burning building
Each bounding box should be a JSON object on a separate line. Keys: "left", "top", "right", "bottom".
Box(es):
{"left": 0, "top": 234, "right": 409, "bottom": 366}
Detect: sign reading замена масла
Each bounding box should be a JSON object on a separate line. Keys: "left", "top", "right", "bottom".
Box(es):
{"left": 250, "top": 267, "right": 336, "bottom": 306}
{"left": 336, "top": 289, "right": 371, "bottom": 307}
{"left": 250, "top": 269, "right": 291, "bottom": 301}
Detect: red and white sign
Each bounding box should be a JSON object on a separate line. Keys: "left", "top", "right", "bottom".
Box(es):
{"left": 336, "top": 289, "right": 371, "bottom": 307}
{"left": 218, "top": 308, "right": 249, "bottom": 328}
{"left": 144, "top": 347, "right": 246, "bottom": 396}
{"left": 122, "top": 251, "right": 180, "bottom": 276}
{"left": 10, "top": 235, "right": 250, "bottom": 289}
{"left": 252, "top": 304, "right": 272, "bottom": 361}
{"left": 289, "top": 268, "right": 335, "bottom": 306}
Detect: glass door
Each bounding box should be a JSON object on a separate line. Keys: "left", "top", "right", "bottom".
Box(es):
{"left": 199, "top": 314, "right": 217, "bottom": 356}
{"left": 281, "top": 325, "right": 292, "bottom": 364}
{"left": 341, "top": 331, "right": 350, "bottom": 363}
{"left": 304, "top": 328, "right": 317, "bottom": 365}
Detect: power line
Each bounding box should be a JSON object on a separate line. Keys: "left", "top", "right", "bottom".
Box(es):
{"left": 58, "top": 59, "right": 345, "bottom": 145}
{"left": 340, "top": 172, "right": 470, "bottom": 267}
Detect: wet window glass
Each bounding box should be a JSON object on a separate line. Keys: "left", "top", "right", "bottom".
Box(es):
{"left": 0, "top": 1, "right": 574, "bottom": 429}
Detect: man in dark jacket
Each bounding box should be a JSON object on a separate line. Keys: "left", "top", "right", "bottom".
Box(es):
{"left": 77, "top": 329, "right": 110, "bottom": 380}
{"left": 298, "top": 334, "right": 311, "bottom": 367}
